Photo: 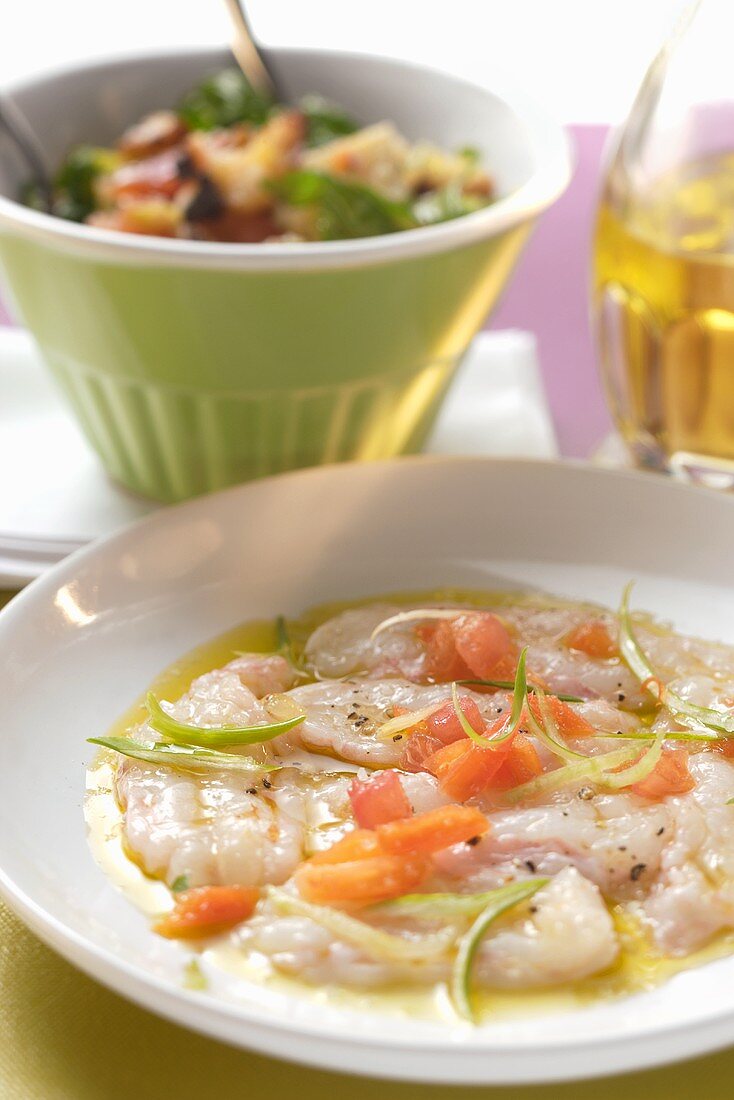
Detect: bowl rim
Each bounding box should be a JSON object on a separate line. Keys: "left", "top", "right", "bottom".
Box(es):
{"left": 0, "top": 45, "right": 573, "bottom": 272}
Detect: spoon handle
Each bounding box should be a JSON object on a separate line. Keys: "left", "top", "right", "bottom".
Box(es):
{"left": 223, "top": 0, "right": 279, "bottom": 101}
{"left": 0, "top": 96, "right": 53, "bottom": 212}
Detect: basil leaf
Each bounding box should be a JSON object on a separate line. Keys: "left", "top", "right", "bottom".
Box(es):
{"left": 300, "top": 95, "right": 359, "bottom": 147}
{"left": 270, "top": 170, "right": 417, "bottom": 240}
{"left": 179, "top": 68, "right": 273, "bottom": 131}
{"left": 47, "top": 145, "right": 119, "bottom": 221}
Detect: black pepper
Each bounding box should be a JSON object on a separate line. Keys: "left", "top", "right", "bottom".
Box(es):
{"left": 466, "top": 835, "right": 481, "bottom": 847}
{"left": 262, "top": 779, "right": 272, "bottom": 790}
{"left": 524, "top": 859, "right": 537, "bottom": 873}
{"left": 630, "top": 863, "right": 646, "bottom": 881}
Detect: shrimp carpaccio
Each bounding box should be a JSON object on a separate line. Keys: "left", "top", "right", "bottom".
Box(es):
{"left": 91, "top": 592, "right": 734, "bottom": 1021}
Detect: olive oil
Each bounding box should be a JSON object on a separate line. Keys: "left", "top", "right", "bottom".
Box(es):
{"left": 594, "top": 152, "right": 734, "bottom": 487}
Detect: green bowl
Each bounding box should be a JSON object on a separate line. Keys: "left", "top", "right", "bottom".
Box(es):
{"left": 0, "top": 49, "right": 571, "bottom": 502}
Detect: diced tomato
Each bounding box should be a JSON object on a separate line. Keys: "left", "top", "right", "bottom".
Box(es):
{"left": 490, "top": 734, "right": 544, "bottom": 790}
{"left": 153, "top": 885, "right": 259, "bottom": 939}
{"left": 348, "top": 771, "right": 412, "bottom": 829}
{"left": 452, "top": 612, "right": 516, "bottom": 679}
{"left": 418, "top": 621, "right": 473, "bottom": 682}
{"left": 295, "top": 853, "right": 428, "bottom": 906}
{"left": 398, "top": 731, "right": 444, "bottom": 772}
{"left": 191, "top": 208, "right": 281, "bottom": 244}
{"left": 526, "top": 695, "right": 595, "bottom": 738}
{"left": 564, "top": 620, "right": 618, "bottom": 660}
{"left": 376, "top": 804, "right": 489, "bottom": 855}
{"left": 425, "top": 738, "right": 509, "bottom": 800}
{"left": 425, "top": 696, "right": 485, "bottom": 745}
{"left": 107, "top": 149, "right": 183, "bottom": 201}
{"left": 630, "top": 748, "right": 696, "bottom": 800}
{"left": 715, "top": 739, "right": 734, "bottom": 759}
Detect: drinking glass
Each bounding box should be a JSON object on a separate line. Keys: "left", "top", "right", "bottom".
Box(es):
{"left": 593, "top": 0, "right": 734, "bottom": 488}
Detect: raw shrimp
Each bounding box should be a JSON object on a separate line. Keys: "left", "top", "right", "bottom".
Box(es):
{"left": 242, "top": 868, "right": 617, "bottom": 990}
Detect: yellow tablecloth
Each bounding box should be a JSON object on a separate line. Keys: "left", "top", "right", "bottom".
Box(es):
{"left": 1, "top": 591, "right": 731, "bottom": 1099}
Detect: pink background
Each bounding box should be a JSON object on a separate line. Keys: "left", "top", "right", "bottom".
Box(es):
{"left": 0, "top": 124, "right": 613, "bottom": 458}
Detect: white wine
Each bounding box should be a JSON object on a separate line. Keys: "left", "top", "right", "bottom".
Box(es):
{"left": 594, "top": 152, "right": 734, "bottom": 487}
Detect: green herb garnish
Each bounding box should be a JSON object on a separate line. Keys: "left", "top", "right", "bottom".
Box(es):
{"left": 41, "top": 145, "right": 120, "bottom": 221}
{"left": 179, "top": 68, "right": 273, "bottom": 131}
{"left": 171, "top": 874, "right": 190, "bottom": 894}
{"left": 269, "top": 170, "right": 417, "bottom": 240}
{"left": 146, "top": 691, "right": 305, "bottom": 748}
{"left": 450, "top": 648, "right": 530, "bottom": 750}
{"left": 412, "top": 183, "right": 487, "bottom": 227}
{"left": 300, "top": 94, "right": 358, "bottom": 147}
{"left": 451, "top": 879, "right": 548, "bottom": 1022}
{"left": 457, "top": 679, "right": 583, "bottom": 704}
{"left": 88, "top": 736, "right": 280, "bottom": 776}
{"left": 503, "top": 745, "right": 642, "bottom": 804}
{"left": 619, "top": 583, "right": 734, "bottom": 736}
{"left": 373, "top": 888, "right": 542, "bottom": 922}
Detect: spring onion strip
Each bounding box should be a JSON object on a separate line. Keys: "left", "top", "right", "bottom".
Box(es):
{"left": 375, "top": 702, "right": 445, "bottom": 742}
{"left": 373, "top": 884, "right": 547, "bottom": 923}
{"left": 88, "top": 736, "right": 280, "bottom": 775}
{"left": 146, "top": 692, "right": 305, "bottom": 748}
{"left": 370, "top": 608, "right": 460, "bottom": 640}
{"left": 619, "top": 584, "right": 734, "bottom": 736}
{"left": 503, "top": 745, "right": 642, "bottom": 804}
{"left": 598, "top": 725, "right": 666, "bottom": 789}
{"left": 451, "top": 879, "right": 549, "bottom": 1022}
{"left": 458, "top": 679, "right": 584, "bottom": 704}
{"left": 524, "top": 686, "right": 587, "bottom": 763}
{"left": 603, "top": 729, "right": 718, "bottom": 742}
{"left": 266, "top": 888, "right": 454, "bottom": 962}
{"left": 451, "top": 649, "right": 530, "bottom": 749}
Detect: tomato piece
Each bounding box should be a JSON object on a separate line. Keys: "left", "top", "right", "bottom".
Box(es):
{"left": 295, "top": 853, "right": 428, "bottom": 906}
{"left": 564, "top": 620, "right": 618, "bottom": 660}
{"left": 452, "top": 612, "right": 515, "bottom": 679}
{"left": 153, "top": 885, "right": 259, "bottom": 939}
{"left": 309, "top": 829, "right": 380, "bottom": 864}
{"left": 489, "top": 734, "right": 544, "bottom": 790}
{"left": 526, "top": 695, "right": 595, "bottom": 737}
{"left": 348, "top": 771, "right": 412, "bottom": 828}
{"left": 108, "top": 149, "right": 183, "bottom": 200}
{"left": 425, "top": 696, "right": 485, "bottom": 745}
{"left": 376, "top": 804, "right": 489, "bottom": 855}
{"left": 398, "top": 730, "right": 444, "bottom": 772}
{"left": 418, "top": 621, "right": 473, "bottom": 682}
{"left": 425, "top": 738, "right": 509, "bottom": 800}
{"left": 630, "top": 748, "right": 695, "bottom": 800}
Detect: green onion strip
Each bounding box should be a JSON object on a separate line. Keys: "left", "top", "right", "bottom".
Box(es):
{"left": 619, "top": 584, "right": 734, "bottom": 736}
{"left": 146, "top": 692, "right": 305, "bottom": 749}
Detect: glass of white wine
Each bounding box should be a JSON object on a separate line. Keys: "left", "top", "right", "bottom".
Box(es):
{"left": 593, "top": 0, "right": 734, "bottom": 488}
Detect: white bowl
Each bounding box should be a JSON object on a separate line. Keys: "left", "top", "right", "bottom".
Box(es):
{"left": 0, "top": 46, "right": 572, "bottom": 270}
{"left": 1, "top": 458, "right": 734, "bottom": 1085}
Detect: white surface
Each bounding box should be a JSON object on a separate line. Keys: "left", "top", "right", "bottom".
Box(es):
{"left": 0, "top": 326, "right": 557, "bottom": 584}
{"left": 1, "top": 458, "right": 734, "bottom": 1084}
{"left": 1, "top": 0, "right": 686, "bottom": 124}
{"left": 0, "top": 49, "right": 571, "bottom": 270}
